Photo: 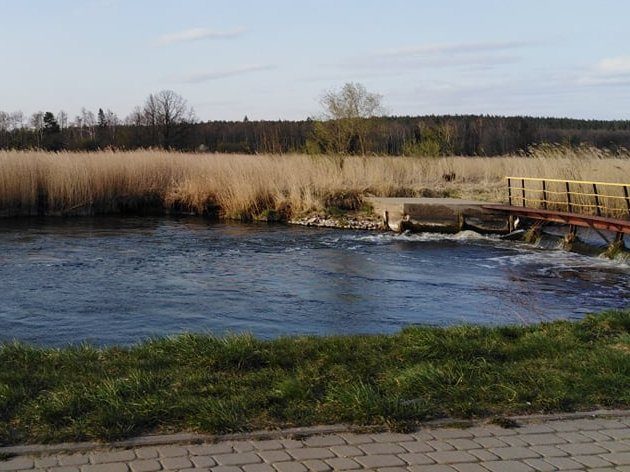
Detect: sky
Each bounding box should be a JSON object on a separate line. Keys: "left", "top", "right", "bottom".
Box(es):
{"left": 1, "top": 0, "right": 629, "bottom": 122}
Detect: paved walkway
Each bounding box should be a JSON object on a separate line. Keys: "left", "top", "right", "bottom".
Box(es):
{"left": 1, "top": 415, "right": 629, "bottom": 471}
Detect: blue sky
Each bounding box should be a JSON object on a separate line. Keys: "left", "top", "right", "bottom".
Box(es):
{"left": 1, "top": 0, "right": 629, "bottom": 121}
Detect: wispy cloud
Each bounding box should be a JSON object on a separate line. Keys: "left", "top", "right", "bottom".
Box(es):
{"left": 375, "top": 40, "right": 535, "bottom": 58}
{"left": 577, "top": 56, "right": 630, "bottom": 86}
{"left": 157, "top": 27, "right": 246, "bottom": 46}
{"left": 179, "top": 64, "right": 276, "bottom": 83}
{"left": 332, "top": 40, "right": 536, "bottom": 74}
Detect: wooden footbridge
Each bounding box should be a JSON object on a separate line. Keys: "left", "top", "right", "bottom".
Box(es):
{"left": 483, "top": 177, "right": 630, "bottom": 247}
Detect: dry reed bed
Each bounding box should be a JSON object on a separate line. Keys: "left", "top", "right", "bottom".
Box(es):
{"left": 0, "top": 149, "right": 629, "bottom": 219}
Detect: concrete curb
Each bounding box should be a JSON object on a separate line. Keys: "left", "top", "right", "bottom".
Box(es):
{"left": 1, "top": 408, "right": 628, "bottom": 457}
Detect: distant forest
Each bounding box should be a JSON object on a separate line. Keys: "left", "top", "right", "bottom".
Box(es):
{"left": 2, "top": 88, "right": 629, "bottom": 156}
{"left": 2, "top": 114, "right": 630, "bottom": 156}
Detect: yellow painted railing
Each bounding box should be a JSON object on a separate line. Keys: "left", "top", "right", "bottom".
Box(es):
{"left": 506, "top": 177, "right": 630, "bottom": 219}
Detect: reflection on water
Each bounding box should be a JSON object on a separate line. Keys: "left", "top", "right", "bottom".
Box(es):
{"left": 0, "top": 217, "right": 628, "bottom": 346}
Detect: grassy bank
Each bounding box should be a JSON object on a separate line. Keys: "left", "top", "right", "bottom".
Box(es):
{"left": 1, "top": 310, "right": 628, "bottom": 445}
{"left": 1, "top": 147, "right": 629, "bottom": 220}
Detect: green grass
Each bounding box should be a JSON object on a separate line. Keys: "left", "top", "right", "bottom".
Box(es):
{"left": 1, "top": 310, "right": 628, "bottom": 445}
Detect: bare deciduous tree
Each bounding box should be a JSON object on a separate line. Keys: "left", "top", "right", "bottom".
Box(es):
{"left": 311, "top": 82, "right": 385, "bottom": 155}
{"left": 140, "top": 90, "right": 196, "bottom": 147}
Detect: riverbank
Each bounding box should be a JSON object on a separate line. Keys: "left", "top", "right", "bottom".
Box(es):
{"left": 1, "top": 310, "right": 628, "bottom": 446}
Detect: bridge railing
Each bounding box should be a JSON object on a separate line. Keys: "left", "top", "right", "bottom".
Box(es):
{"left": 506, "top": 177, "right": 630, "bottom": 220}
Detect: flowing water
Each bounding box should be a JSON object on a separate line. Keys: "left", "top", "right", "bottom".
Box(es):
{"left": 0, "top": 217, "right": 628, "bottom": 346}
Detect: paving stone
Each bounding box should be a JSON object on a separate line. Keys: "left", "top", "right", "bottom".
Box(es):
{"left": 498, "top": 436, "right": 530, "bottom": 447}
{"left": 519, "top": 434, "right": 567, "bottom": 446}
{"left": 324, "top": 458, "right": 361, "bottom": 470}
{"left": 397, "top": 452, "right": 435, "bottom": 465}
{"left": 90, "top": 450, "right": 135, "bottom": 464}
{"left": 211, "top": 467, "right": 245, "bottom": 472}
{"left": 522, "top": 458, "right": 556, "bottom": 471}
{"left": 445, "top": 439, "right": 480, "bottom": 450}
{"left": 400, "top": 441, "right": 435, "bottom": 453}
{"left": 581, "top": 430, "right": 612, "bottom": 442}
{"left": 555, "top": 432, "right": 594, "bottom": 444}
{"left": 549, "top": 421, "right": 580, "bottom": 432}
{"left": 35, "top": 456, "right": 59, "bottom": 468}
{"left": 302, "top": 459, "right": 331, "bottom": 471}
{"left": 557, "top": 442, "right": 608, "bottom": 455}
{"left": 480, "top": 426, "right": 518, "bottom": 436}
{"left": 489, "top": 447, "right": 540, "bottom": 460}
{"left": 303, "top": 436, "right": 345, "bottom": 448}
{"left": 192, "top": 455, "right": 218, "bottom": 468}
{"left": 189, "top": 444, "right": 234, "bottom": 455}
{"left": 430, "top": 430, "right": 473, "bottom": 440}
{"left": 273, "top": 462, "right": 307, "bottom": 472}
{"left": 328, "top": 446, "right": 363, "bottom": 457}
{"left": 129, "top": 459, "right": 162, "bottom": 472}
{"left": 50, "top": 467, "right": 81, "bottom": 472}
{"left": 337, "top": 433, "right": 373, "bottom": 445}
{"left": 543, "top": 456, "right": 585, "bottom": 469}
{"left": 529, "top": 445, "right": 569, "bottom": 457}
{"left": 600, "top": 428, "right": 630, "bottom": 440}
{"left": 160, "top": 456, "right": 194, "bottom": 469}
{"left": 243, "top": 464, "right": 276, "bottom": 472}
{"left": 286, "top": 449, "right": 335, "bottom": 461}
{"left": 81, "top": 464, "right": 129, "bottom": 472}
{"left": 600, "top": 452, "right": 630, "bottom": 465}
{"left": 157, "top": 445, "right": 189, "bottom": 457}
{"left": 452, "top": 464, "right": 488, "bottom": 472}
{"left": 426, "top": 451, "right": 477, "bottom": 464}
{"left": 516, "top": 424, "right": 556, "bottom": 435}
{"left": 59, "top": 454, "right": 90, "bottom": 466}
{"left": 571, "top": 454, "right": 614, "bottom": 468}
{"left": 258, "top": 451, "right": 292, "bottom": 463}
{"left": 481, "top": 460, "right": 535, "bottom": 472}
{"left": 473, "top": 437, "right": 509, "bottom": 449}
{"left": 134, "top": 448, "right": 159, "bottom": 459}
{"left": 408, "top": 465, "right": 459, "bottom": 472}
{"left": 575, "top": 419, "right": 619, "bottom": 431}
{"left": 359, "top": 443, "right": 406, "bottom": 455}
{"left": 370, "top": 432, "right": 415, "bottom": 443}
{"left": 597, "top": 440, "right": 630, "bottom": 452}
{"left": 426, "top": 441, "right": 456, "bottom": 451}
{"left": 280, "top": 440, "right": 304, "bottom": 450}
{"left": 0, "top": 456, "right": 34, "bottom": 471}
{"left": 464, "top": 427, "right": 494, "bottom": 438}
{"left": 354, "top": 454, "right": 405, "bottom": 468}
{"left": 251, "top": 440, "right": 285, "bottom": 451}
{"left": 378, "top": 468, "right": 408, "bottom": 472}
{"left": 230, "top": 442, "right": 257, "bottom": 453}
{"left": 466, "top": 449, "right": 499, "bottom": 462}
{"left": 413, "top": 431, "right": 436, "bottom": 441}
{"left": 214, "top": 453, "right": 262, "bottom": 466}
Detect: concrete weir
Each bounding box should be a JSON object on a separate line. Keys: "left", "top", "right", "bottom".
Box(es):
{"left": 367, "top": 197, "right": 511, "bottom": 234}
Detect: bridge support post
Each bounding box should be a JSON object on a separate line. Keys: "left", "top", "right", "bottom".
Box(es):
{"left": 524, "top": 220, "right": 544, "bottom": 244}
{"left": 563, "top": 225, "right": 578, "bottom": 250}
{"left": 603, "top": 232, "right": 625, "bottom": 259}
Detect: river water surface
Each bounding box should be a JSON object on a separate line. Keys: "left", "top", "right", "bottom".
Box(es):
{"left": 0, "top": 217, "right": 628, "bottom": 346}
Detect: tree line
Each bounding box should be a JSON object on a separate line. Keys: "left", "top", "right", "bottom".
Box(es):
{"left": 1, "top": 85, "right": 629, "bottom": 156}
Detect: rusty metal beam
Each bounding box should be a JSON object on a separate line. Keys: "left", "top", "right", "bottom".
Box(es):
{"left": 483, "top": 205, "right": 630, "bottom": 235}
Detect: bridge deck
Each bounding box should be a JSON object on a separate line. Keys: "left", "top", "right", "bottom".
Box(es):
{"left": 483, "top": 204, "right": 630, "bottom": 235}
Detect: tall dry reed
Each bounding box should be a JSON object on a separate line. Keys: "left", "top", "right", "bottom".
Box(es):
{"left": 0, "top": 148, "right": 628, "bottom": 218}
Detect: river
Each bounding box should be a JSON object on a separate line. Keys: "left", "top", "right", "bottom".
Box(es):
{"left": 0, "top": 217, "right": 628, "bottom": 346}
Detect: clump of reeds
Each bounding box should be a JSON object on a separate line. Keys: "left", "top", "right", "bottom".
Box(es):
{"left": 0, "top": 148, "right": 628, "bottom": 219}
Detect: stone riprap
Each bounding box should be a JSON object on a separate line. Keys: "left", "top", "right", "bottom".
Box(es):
{"left": 1, "top": 414, "right": 629, "bottom": 471}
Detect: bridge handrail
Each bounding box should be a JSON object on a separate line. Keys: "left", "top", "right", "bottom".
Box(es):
{"left": 505, "top": 176, "right": 630, "bottom": 188}
{"left": 505, "top": 176, "right": 630, "bottom": 219}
